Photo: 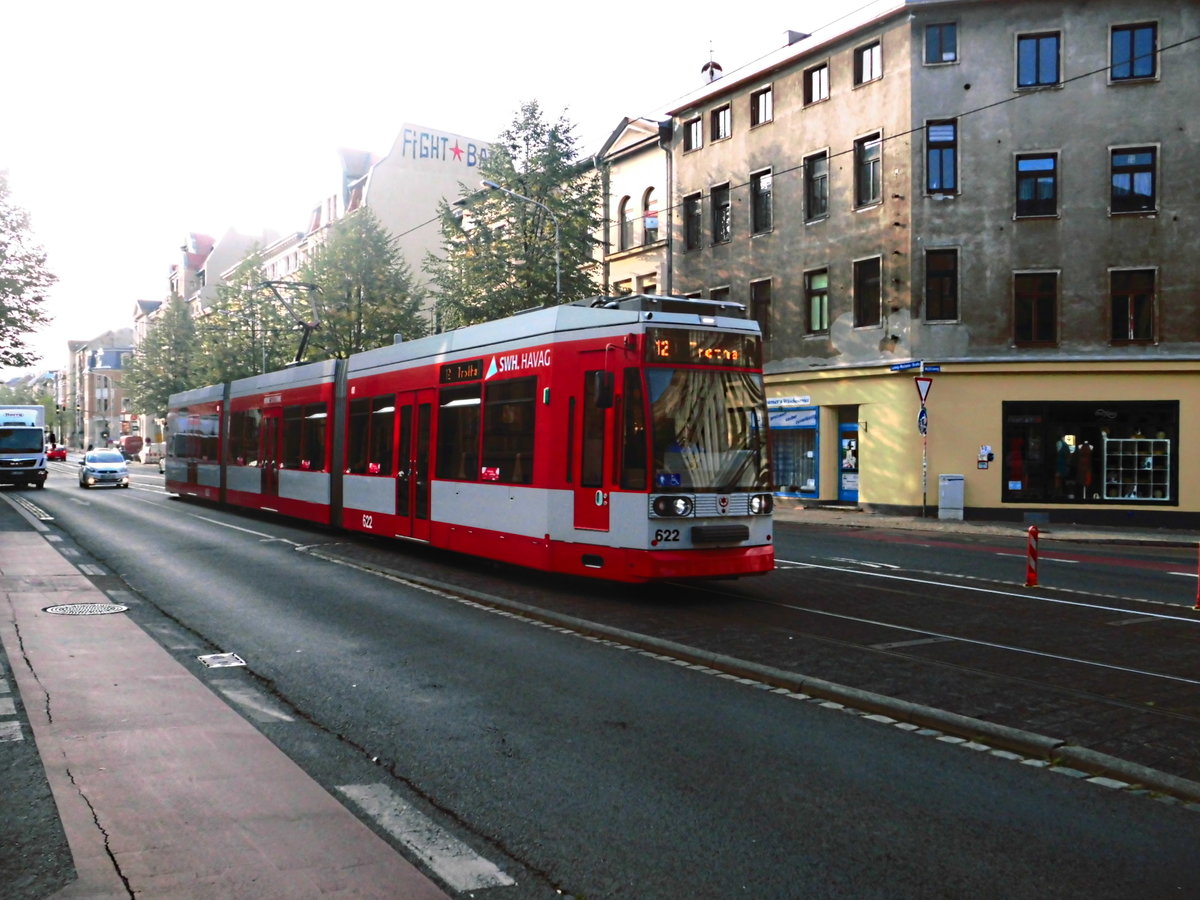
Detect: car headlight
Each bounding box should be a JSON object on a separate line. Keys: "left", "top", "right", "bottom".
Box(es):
{"left": 749, "top": 493, "right": 774, "bottom": 515}
{"left": 652, "top": 495, "right": 694, "bottom": 517}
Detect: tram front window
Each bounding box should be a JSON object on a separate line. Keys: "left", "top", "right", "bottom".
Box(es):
{"left": 647, "top": 368, "right": 769, "bottom": 492}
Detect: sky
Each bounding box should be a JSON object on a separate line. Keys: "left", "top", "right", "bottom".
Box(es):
{"left": 1, "top": 0, "right": 874, "bottom": 378}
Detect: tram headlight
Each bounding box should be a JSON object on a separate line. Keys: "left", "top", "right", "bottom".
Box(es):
{"left": 749, "top": 493, "right": 774, "bottom": 515}
{"left": 652, "top": 495, "right": 694, "bottom": 517}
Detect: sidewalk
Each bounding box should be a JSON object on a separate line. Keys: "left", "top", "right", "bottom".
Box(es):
{"left": 772, "top": 502, "right": 1200, "bottom": 547}
{"left": 0, "top": 514, "right": 448, "bottom": 898}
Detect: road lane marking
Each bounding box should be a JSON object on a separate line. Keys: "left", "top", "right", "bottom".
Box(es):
{"left": 336, "top": 783, "right": 515, "bottom": 891}
{"left": 871, "top": 637, "right": 954, "bottom": 650}
{"left": 190, "top": 514, "right": 300, "bottom": 545}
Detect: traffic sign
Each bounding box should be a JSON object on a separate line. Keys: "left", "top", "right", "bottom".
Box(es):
{"left": 918, "top": 407, "right": 928, "bottom": 435}
{"left": 890, "top": 360, "right": 922, "bottom": 372}
{"left": 923, "top": 364, "right": 941, "bottom": 373}
{"left": 914, "top": 376, "right": 932, "bottom": 405}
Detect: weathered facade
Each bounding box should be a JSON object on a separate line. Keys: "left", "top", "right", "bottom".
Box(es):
{"left": 667, "top": 0, "right": 1200, "bottom": 525}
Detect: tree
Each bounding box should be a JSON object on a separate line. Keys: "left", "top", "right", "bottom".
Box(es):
{"left": 426, "top": 101, "right": 601, "bottom": 329}
{"left": 123, "top": 293, "right": 199, "bottom": 419}
{"left": 300, "top": 207, "right": 427, "bottom": 358}
{"left": 0, "top": 171, "right": 55, "bottom": 367}
{"left": 193, "top": 251, "right": 294, "bottom": 383}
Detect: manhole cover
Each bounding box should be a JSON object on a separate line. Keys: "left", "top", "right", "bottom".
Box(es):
{"left": 198, "top": 652, "right": 246, "bottom": 669}
{"left": 44, "top": 603, "right": 129, "bottom": 616}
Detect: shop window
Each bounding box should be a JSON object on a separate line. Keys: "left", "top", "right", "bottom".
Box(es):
{"left": 1002, "top": 400, "right": 1177, "bottom": 504}
{"left": 770, "top": 413, "right": 818, "bottom": 495}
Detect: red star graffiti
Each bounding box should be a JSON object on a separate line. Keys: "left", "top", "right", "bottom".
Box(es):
{"left": 451, "top": 142, "right": 464, "bottom": 161}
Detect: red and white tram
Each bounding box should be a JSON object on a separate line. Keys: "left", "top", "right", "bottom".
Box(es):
{"left": 165, "top": 295, "right": 774, "bottom": 582}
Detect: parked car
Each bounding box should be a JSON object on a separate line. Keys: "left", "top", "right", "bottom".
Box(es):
{"left": 45, "top": 444, "right": 67, "bottom": 461}
{"left": 79, "top": 449, "right": 130, "bottom": 489}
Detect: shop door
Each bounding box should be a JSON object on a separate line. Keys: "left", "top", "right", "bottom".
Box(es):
{"left": 259, "top": 408, "right": 283, "bottom": 498}
{"left": 396, "top": 389, "right": 434, "bottom": 541}
{"left": 838, "top": 423, "right": 859, "bottom": 504}
{"left": 574, "top": 371, "right": 611, "bottom": 531}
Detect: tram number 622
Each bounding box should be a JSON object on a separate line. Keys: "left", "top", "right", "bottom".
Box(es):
{"left": 654, "top": 528, "right": 681, "bottom": 543}
{"left": 362, "top": 514, "right": 374, "bottom": 529}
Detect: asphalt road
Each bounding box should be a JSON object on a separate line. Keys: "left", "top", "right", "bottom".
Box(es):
{"left": 4, "top": 467, "right": 1200, "bottom": 897}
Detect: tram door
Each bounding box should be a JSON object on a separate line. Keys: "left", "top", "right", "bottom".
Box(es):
{"left": 574, "top": 370, "right": 611, "bottom": 531}
{"left": 395, "top": 389, "right": 433, "bottom": 541}
{"left": 259, "top": 407, "right": 283, "bottom": 498}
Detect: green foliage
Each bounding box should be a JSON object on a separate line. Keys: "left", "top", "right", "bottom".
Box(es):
{"left": 426, "top": 101, "right": 601, "bottom": 329}
{"left": 301, "top": 207, "right": 428, "bottom": 358}
{"left": 123, "top": 293, "right": 198, "bottom": 417}
{"left": 192, "top": 251, "right": 295, "bottom": 382}
{"left": 0, "top": 171, "right": 56, "bottom": 367}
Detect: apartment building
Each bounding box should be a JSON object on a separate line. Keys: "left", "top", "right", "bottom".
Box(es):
{"left": 597, "top": 117, "right": 670, "bottom": 296}
{"left": 667, "top": 0, "right": 1200, "bottom": 525}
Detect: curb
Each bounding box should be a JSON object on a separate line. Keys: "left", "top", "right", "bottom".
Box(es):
{"left": 309, "top": 546, "right": 1200, "bottom": 805}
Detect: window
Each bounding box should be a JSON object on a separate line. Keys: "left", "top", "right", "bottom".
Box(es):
{"left": 709, "top": 286, "right": 730, "bottom": 303}
{"left": 750, "top": 279, "right": 772, "bottom": 344}
{"left": 347, "top": 394, "right": 395, "bottom": 475}
{"left": 642, "top": 188, "right": 659, "bottom": 244}
{"left": 481, "top": 377, "right": 536, "bottom": 484}
{"left": 683, "top": 193, "right": 702, "bottom": 250}
{"left": 1002, "top": 400, "right": 1177, "bottom": 504}
{"left": 1013, "top": 272, "right": 1058, "bottom": 345}
{"left": 683, "top": 117, "right": 702, "bottom": 151}
{"left": 711, "top": 104, "right": 731, "bottom": 141}
{"left": 925, "top": 250, "right": 958, "bottom": 321}
{"left": 613, "top": 278, "right": 633, "bottom": 295}
{"left": 616, "top": 195, "right": 633, "bottom": 251}
{"left": 750, "top": 86, "right": 773, "bottom": 126}
{"left": 580, "top": 372, "right": 605, "bottom": 488}
{"left": 435, "top": 385, "right": 481, "bottom": 480}
{"left": 855, "top": 40, "right": 882, "bottom": 84}
{"left": 926, "top": 120, "right": 957, "bottom": 194}
{"left": 805, "top": 269, "right": 829, "bottom": 334}
{"left": 925, "top": 23, "right": 957, "bottom": 64}
{"left": 1017, "top": 32, "right": 1060, "bottom": 87}
{"left": 1110, "top": 269, "right": 1155, "bottom": 343}
{"left": 282, "top": 402, "right": 328, "bottom": 470}
{"left": 1111, "top": 23, "right": 1156, "bottom": 81}
{"left": 750, "top": 169, "right": 772, "bottom": 234}
{"left": 853, "top": 258, "right": 881, "bottom": 328}
{"left": 711, "top": 183, "right": 731, "bottom": 244}
{"left": 1016, "top": 153, "right": 1058, "bottom": 217}
{"left": 619, "top": 369, "right": 648, "bottom": 491}
{"left": 804, "top": 63, "right": 829, "bottom": 104}
{"left": 1111, "top": 147, "right": 1156, "bottom": 213}
{"left": 805, "top": 151, "right": 829, "bottom": 220}
{"left": 855, "top": 133, "right": 882, "bottom": 206}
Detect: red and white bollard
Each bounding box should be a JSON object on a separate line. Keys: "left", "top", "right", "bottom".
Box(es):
{"left": 1025, "top": 525, "right": 1039, "bottom": 587}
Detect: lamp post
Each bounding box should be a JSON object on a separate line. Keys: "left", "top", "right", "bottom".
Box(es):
{"left": 480, "top": 179, "right": 561, "bottom": 304}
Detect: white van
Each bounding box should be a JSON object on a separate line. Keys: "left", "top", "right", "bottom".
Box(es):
{"left": 138, "top": 442, "right": 165, "bottom": 465}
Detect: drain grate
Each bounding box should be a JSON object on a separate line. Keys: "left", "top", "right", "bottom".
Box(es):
{"left": 44, "top": 603, "right": 128, "bottom": 616}
{"left": 197, "top": 652, "right": 246, "bottom": 669}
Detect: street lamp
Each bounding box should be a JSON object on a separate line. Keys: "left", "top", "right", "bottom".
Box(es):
{"left": 480, "top": 179, "right": 561, "bottom": 304}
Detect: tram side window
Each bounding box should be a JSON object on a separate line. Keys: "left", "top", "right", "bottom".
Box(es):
{"left": 482, "top": 377, "right": 536, "bottom": 484}
{"left": 620, "top": 369, "right": 648, "bottom": 490}
{"left": 283, "top": 403, "right": 327, "bottom": 470}
{"left": 347, "top": 395, "right": 395, "bottom": 475}
{"left": 228, "top": 410, "right": 261, "bottom": 465}
{"left": 436, "top": 385, "right": 481, "bottom": 481}
{"left": 201, "top": 413, "right": 220, "bottom": 461}
{"left": 581, "top": 370, "right": 606, "bottom": 488}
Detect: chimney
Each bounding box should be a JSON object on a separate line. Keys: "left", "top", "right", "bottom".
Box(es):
{"left": 786, "top": 30, "right": 811, "bottom": 46}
